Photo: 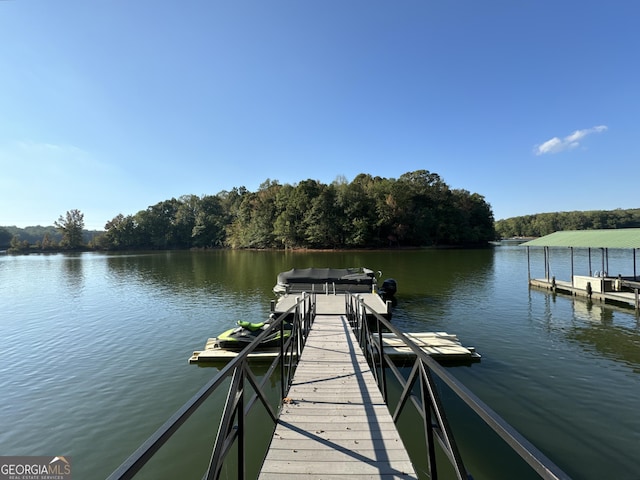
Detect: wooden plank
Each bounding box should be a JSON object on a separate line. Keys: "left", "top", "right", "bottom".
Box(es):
{"left": 271, "top": 415, "right": 397, "bottom": 425}
{"left": 370, "top": 331, "right": 480, "bottom": 361}
{"left": 264, "top": 448, "right": 412, "bottom": 461}
{"left": 260, "top": 474, "right": 414, "bottom": 480}
{"left": 270, "top": 431, "right": 406, "bottom": 445}
{"left": 259, "top": 314, "right": 418, "bottom": 480}
{"left": 260, "top": 459, "right": 416, "bottom": 475}
{"left": 275, "top": 292, "right": 389, "bottom": 316}
{"left": 278, "top": 404, "right": 392, "bottom": 415}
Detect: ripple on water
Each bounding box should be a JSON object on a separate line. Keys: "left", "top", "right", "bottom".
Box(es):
{"left": 2, "top": 250, "right": 640, "bottom": 480}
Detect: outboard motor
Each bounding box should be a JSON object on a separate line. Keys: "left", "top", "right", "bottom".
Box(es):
{"left": 378, "top": 278, "right": 398, "bottom": 307}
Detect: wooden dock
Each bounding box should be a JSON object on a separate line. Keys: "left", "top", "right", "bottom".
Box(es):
{"left": 190, "top": 292, "right": 479, "bottom": 364}
{"left": 274, "top": 292, "right": 390, "bottom": 316}
{"left": 258, "top": 313, "right": 418, "bottom": 479}
{"left": 375, "top": 332, "right": 480, "bottom": 362}
{"left": 530, "top": 278, "right": 640, "bottom": 310}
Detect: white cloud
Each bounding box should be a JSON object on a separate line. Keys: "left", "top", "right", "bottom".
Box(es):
{"left": 535, "top": 125, "right": 608, "bottom": 155}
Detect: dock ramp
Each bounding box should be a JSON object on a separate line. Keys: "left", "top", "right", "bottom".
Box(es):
{"left": 259, "top": 313, "right": 417, "bottom": 479}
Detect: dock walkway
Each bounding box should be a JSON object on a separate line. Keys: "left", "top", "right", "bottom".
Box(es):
{"left": 258, "top": 312, "right": 417, "bottom": 479}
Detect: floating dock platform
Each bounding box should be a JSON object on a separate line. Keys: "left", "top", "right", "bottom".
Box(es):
{"left": 189, "top": 330, "right": 479, "bottom": 364}
{"left": 190, "top": 292, "right": 480, "bottom": 363}
{"left": 374, "top": 332, "right": 480, "bottom": 362}
{"left": 188, "top": 337, "right": 293, "bottom": 363}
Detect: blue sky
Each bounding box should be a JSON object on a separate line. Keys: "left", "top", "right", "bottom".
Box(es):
{"left": 1, "top": 1, "right": 638, "bottom": 230}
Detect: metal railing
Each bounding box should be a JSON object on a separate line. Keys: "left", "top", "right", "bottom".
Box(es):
{"left": 109, "top": 289, "right": 571, "bottom": 480}
{"left": 107, "top": 293, "right": 316, "bottom": 480}
{"left": 345, "top": 292, "right": 572, "bottom": 480}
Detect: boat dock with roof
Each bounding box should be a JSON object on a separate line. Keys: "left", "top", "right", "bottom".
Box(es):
{"left": 522, "top": 229, "right": 640, "bottom": 311}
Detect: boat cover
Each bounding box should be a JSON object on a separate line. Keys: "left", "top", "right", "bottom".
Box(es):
{"left": 276, "top": 267, "right": 375, "bottom": 286}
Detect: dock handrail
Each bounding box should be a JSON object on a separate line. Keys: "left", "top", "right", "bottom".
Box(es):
{"left": 107, "top": 293, "right": 316, "bottom": 480}
{"left": 345, "top": 292, "right": 572, "bottom": 480}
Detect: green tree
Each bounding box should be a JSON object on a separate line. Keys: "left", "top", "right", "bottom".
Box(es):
{"left": 103, "top": 214, "right": 139, "bottom": 250}
{"left": 173, "top": 195, "right": 199, "bottom": 248}
{"left": 289, "top": 180, "right": 322, "bottom": 247}
{"left": 41, "top": 232, "right": 55, "bottom": 250}
{"left": 337, "top": 174, "right": 378, "bottom": 246}
{"left": 0, "top": 227, "right": 11, "bottom": 248}
{"left": 9, "top": 234, "right": 29, "bottom": 253}
{"left": 273, "top": 184, "right": 299, "bottom": 248}
{"left": 192, "top": 195, "right": 227, "bottom": 248}
{"left": 218, "top": 187, "right": 247, "bottom": 247}
{"left": 135, "top": 199, "right": 181, "bottom": 249}
{"left": 303, "top": 184, "right": 341, "bottom": 248}
{"left": 495, "top": 208, "right": 640, "bottom": 238}
{"left": 450, "top": 190, "right": 496, "bottom": 244}
{"left": 227, "top": 181, "right": 280, "bottom": 248}
{"left": 55, "top": 209, "right": 85, "bottom": 249}
{"left": 273, "top": 180, "right": 323, "bottom": 248}
{"left": 397, "top": 170, "right": 446, "bottom": 245}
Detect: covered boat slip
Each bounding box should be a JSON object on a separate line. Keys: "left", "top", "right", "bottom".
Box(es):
{"left": 258, "top": 313, "right": 418, "bottom": 480}
{"left": 523, "top": 229, "right": 640, "bottom": 310}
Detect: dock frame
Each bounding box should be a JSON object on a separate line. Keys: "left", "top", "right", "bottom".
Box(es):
{"left": 526, "top": 244, "right": 640, "bottom": 311}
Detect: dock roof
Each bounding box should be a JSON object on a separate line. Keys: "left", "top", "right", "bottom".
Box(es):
{"left": 521, "top": 229, "right": 640, "bottom": 249}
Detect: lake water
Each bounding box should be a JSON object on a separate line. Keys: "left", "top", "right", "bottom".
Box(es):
{"left": 1, "top": 248, "right": 639, "bottom": 479}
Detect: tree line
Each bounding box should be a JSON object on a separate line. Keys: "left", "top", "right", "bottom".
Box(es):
{"left": 1, "top": 171, "right": 496, "bottom": 252}
{"left": 0, "top": 210, "right": 94, "bottom": 253}
{"left": 495, "top": 208, "right": 640, "bottom": 238}
{"left": 97, "top": 170, "right": 495, "bottom": 250}
{"left": 5, "top": 176, "right": 637, "bottom": 252}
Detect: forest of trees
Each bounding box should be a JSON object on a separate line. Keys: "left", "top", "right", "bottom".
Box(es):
{"left": 3, "top": 170, "right": 496, "bottom": 251}
{"left": 495, "top": 208, "right": 640, "bottom": 238}
{"left": 0, "top": 225, "right": 62, "bottom": 247}
{"left": 4, "top": 173, "right": 639, "bottom": 253}
{"left": 0, "top": 209, "right": 95, "bottom": 252}
{"left": 94, "top": 171, "right": 495, "bottom": 250}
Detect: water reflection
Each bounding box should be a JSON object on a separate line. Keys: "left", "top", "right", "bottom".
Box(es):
{"left": 572, "top": 297, "right": 615, "bottom": 324}
{"left": 568, "top": 299, "right": 640, "bottom": 372}
{"left": 567, "top": 324, "right": 640, "bottom": 373}
{"left": 4, "top": 249, "right": 640, "bottom": 480}
{"left": 104, "top": 251, "right": 283, "bottom": 299}
{"left": 60, "top": 253, "right": 85, "bottom": 296}
{"left": 100, "top": 250, "right": 498, "bottom": 315}
{"left": 534, "top": 289, "right": 640, "bottom": 372}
